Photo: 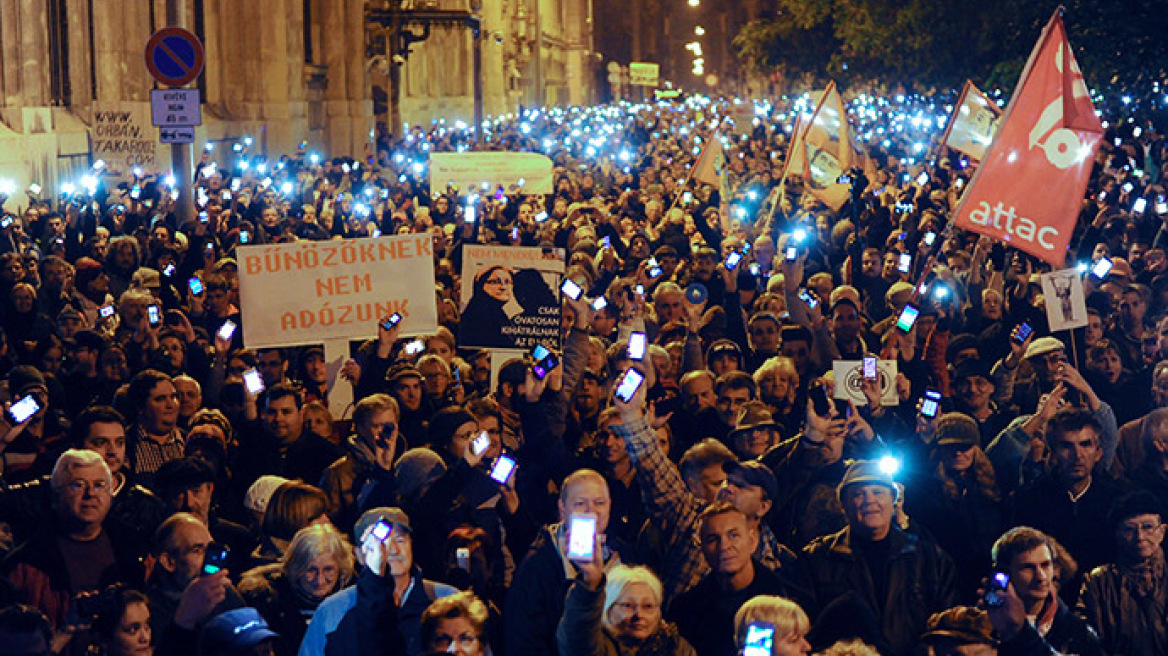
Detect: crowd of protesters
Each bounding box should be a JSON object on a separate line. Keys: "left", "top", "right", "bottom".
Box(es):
{"left": 0, "top": 88, "right": 1167, "bottom": 656}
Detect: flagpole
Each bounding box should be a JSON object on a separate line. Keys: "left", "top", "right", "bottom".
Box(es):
{"left": 667, "top": 117, "right": 729, "bottom": 218}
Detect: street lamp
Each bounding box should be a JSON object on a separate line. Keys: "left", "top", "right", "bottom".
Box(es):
{"left": 687, "top": 0, "right": 699, "bottom": 6}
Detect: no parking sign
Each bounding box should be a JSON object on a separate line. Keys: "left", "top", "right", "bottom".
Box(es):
{"left": 144, "top": 27, "right": 204, "bottom": 87}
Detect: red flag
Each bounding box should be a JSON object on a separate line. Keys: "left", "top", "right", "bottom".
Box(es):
{"left": 952, "top": 10, "right": 1103, "bottom": 266}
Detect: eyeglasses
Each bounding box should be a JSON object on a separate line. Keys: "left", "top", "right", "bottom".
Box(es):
{"left": 66, "top": 479, "right": 111, "bottom": 495}
{"left": 1119, "top": 522, "right": 1165, "bottom": 538}
{"left": 430, "top": 634, "right": 479, "bottom": 650}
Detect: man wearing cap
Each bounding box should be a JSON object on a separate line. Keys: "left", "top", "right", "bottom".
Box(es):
{"left": 667, "top": 503, "right": 804, "bottom": 656}
{"left": 1078, "top": 491, "right": 1168, "bottom": 656}
{"left": 952, "top": 360, "right": 1010, "bottom": 446}
{"left": 300, "top": 507, "right": 456, "bottom": 656}
{"left": 0, "top": 365, "right": 66, "bottom": 482}
{"left": 799, "top": 459, "right": 958, "bottom": 656}
{"left": 385, "top": 364, "right": 432, "bottom": 448}
{"left": 154, "top": 457, "right": 252, "bottom": 574}
{"left": 920, "top": 607, "right": 997, "bottom": 656}
{"left": 73, "top": 257, "right": 113, "bottom": 326}
{"left": 199, "top": 607, "right": 279, "bottom": 656}
{"left": 871, "top": 281, "right": 916, "bottom": 335}
{"left": 990, "top": 526, "right": 1102, "bottom": 656}
{"left": 728, "top": 401, "right": 780, "bottom": 460}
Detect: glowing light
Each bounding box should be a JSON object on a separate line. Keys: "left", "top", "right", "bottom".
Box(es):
{"left": 60, "top": 182, "right": 76, "bottom": 195}
{"left": 280, "top": 182, "right": 294, "bottom": 195}
{"left": 694, "top": 26, "right": 705, "bottom": 36}
{"left": 0, "top": 179, "right": 15, "bottom": 196}
{"left": 878, "top": 456, "right": 901, "bottom": 477}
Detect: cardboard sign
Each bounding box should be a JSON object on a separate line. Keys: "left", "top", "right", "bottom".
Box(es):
{"left": 237, "top": 235, "right": 438, "bottom": 348}
{"left": 459, "top": 245, "right": 565, "bottom": 350}
{"left": 833, "top": 360, "right": 899, "bottom": 406}
{"left": 90, "top": 102, "right": 160, "bottom": 175}
{"left": 429, "top": 152, "right": 554, "bottom": 195}
{"left": 1040, "top": 269, "right": 1088, "bottom": 332}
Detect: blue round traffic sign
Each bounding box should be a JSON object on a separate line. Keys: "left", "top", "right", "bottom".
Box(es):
{"left": 145, "top": 27, "right": 205, "bottom": 87}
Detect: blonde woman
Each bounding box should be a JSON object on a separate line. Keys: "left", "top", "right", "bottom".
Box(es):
{"left": 733, "top": 595, "right": 812, "bottom": 656}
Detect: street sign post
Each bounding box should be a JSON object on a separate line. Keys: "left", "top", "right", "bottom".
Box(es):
{"left": 160, "top": 127, "right": 196, "bottom": 144}
{"left": 151, "top": 89, "right": 202, "bottom": 127}
{"left": 144, "top": 27, "right": 205, "bottom": 87}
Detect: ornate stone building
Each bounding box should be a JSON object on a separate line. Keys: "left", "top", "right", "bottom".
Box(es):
{"left": 0, "top": 0, "right": 594, "bottom": 202}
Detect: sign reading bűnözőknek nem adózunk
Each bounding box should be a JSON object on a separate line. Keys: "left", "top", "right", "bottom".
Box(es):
{"left": 237, "top": 235, "right": 438, "bottom": 348}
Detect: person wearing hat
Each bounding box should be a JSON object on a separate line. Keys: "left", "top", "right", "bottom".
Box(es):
{"left": 154, "top": 456, "right": 252, "bottom": 575}
{"left": 728, "top": 400, "right": 780, "bottom": 460}
{"left": 800, "top": 460, "right": 958, "bottom": 656}
{"left": 920, "top": 607, "right": 999, "bottom": 656}
{"left": 0, "top": 364, "right": 67, "bottom": 483}
{"left": 73, "top": 256, "right": 114, "bottom": 326}
{"left": 1078, "top": 491, "right": 1167, "bottom": 656}
{"left": 199, "top": 607, "right": 279, "bottom": 656}
{"left": 299, "top": 507, "right": 457, "bottom": 656}
{"left": 905, "top": 413, "right": 1004, "bottom": 601}
{"left": 706, "top": 339, "right": 744, "bottom": 377}
{"left": 385, "top": 364, "right": 431, "bottom": 448}
{"left": 951, "top": 359, "right": 1010, "bottom": 445}
{"left": 990, "top": 526, "right": 1103, "bottom": 656}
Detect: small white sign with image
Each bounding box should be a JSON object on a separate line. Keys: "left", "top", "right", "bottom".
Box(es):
{"left": 832, "top": 360, "right": 899, "bottom": 406}
{"left": 1040, "top": 269, "right": 1088, "bottom": 332}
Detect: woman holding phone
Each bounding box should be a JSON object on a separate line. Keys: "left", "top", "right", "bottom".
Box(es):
{"left": 732, "top": 595, "right": 811, "bottom": 656}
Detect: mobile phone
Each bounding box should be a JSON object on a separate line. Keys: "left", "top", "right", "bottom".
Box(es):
{"left": 1133, "top": 197, "right": 1147, "bottom": 214}
{"left": 130, "top": 185, "right": 141, "bottom": 199}
{"left": 785, "top": 246, "right": 797, "bottom": 261}
{"left": 465, "top": 204, "right": 476, "bottom": 223}
{"left": 567, "top": 514, "right": 597, "bottom": 561}
{"left": 1013, "top": 322, "right": 1033, "bottom": 344}
{"left": 648, "top": 264, "right": 662, "bottom": 278}
{"left": 99, "top": 305, "right": 115, "bottom": 319}
{"left": 243, "top": 368, "right": 265, "bottom": 395}
{"left": 535, "top": 210, "right": 548, "bottom": 222}
{"left": 201, "top": 543, "right": 230, "bottom": 576}
{"left": 743, "top": 622, "right": 775, "bottom": 656}
{"left": 725, "top": 251, "right": 743, "bottom": 270}
{"left": 863, "top": 356, "right": 877, "bottom": 380}
{"left": 217, "top": 321, "right": 237, "bottom": 342}
{"left": 531, "top": 344, "right": 560, "bottom": 379}
{"left": 0, "top": 217, "right": 13, "bottom": 229}
{"left": 163, "top": 263, "right": 176, "bottom": 277}
{"left": 600, "top": 236, "right": 612, "bottom": 249}
{"left": 809, "top": 384, "right": 832, "bottom": 417}
{"left": 591, "top": 296, "right": 608, "bottom": 311}
{"left": 955, "top": 177, "right": 964, "bottom": 189}
{"left": 682, "top": 191, "right": 693, "bottom": 204}
{"left": 750, "top": 263, "right": 760, "bottom": 276}
{"left": 240, "top": 230, "right": 250, "bottom": 244}
{"left": 837, "top": 174, "right": 852, "bottom": 185}
{"left": 7, "top": 394, "right": 41, "bottom": 424}
{"left": 921, "top": 389, "right": 942, "bottom": 418}
{"left": 511, "top": 226, "right": 519, "bottom": 241}
{"left": 471, "top": 431, "right": 491, "bottom": 456}
{"left": 984, "top": 572, "right": 1010, "bottom": 607}
{"left": 488, "top": 454, "right": 517, "bottom": 485}
{"left": 28, "top": 183, "right": 42, "bottom": 195}
{"left": 561, "top": 278, "right": 583, "bottom": 301}
{"left": 798, "top": 289, "right": 818, "bottom": 309}
{"left": 404, "top": 339, "right": 425, "bottom": 355}
{"left": 205, "top": 242, "right": 215, "bottom": 255}
{"left": 147, "top": 306, "right": 162, "bottom": 327}
{"left": 896, "top": 304, "right": 920, "bottom": 332}
{"left": 614, "top": 368, "right": 645, "bottom": 403}
{"left": 898, "top": 252, "right": 912, "bottom": 273}
{"left": 187, "top": 277, "right": 204, "bottom": 296}
{"left": 1157, "top": 196, "right": 1168, "bottom": 214}
{"left": 370, "top": 519, "right": 393, "bottom": 543}
{"left": 1098, "top": 190, "right": 1108, "bottom": 202}
{"left": 1123, "top": 182, "right": 1134, "bottom": 193}
{"left": 381, "top": 313, "right": 402, "bottom": 331}
{"left": 627, "top": 332, "right": 647, "bottom": 361}
{"left": 685, "top": 283, "right": 708, "bottom": 305}
{"left": 221, "top": 190, "right": 232, "bottom": 201}
{"left": 924, "top": 231, "right": 936, "bottom": 246}
{"left": 917, "top": 172, "right": 929, "bottom": 186}
{"left": 456, "top": 547, "right": 471, "bottom": 571}
{"left": 1091, "top": 257, "right": 1113, "bottom": 279}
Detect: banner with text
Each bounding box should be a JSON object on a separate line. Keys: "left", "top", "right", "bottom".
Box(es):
{"left": 90, "top": 102, "right": 160, "bottom": 176}
{"left": 430, "top": 152, "right": 554, "bottom": 195}
{"left": 629, "top": 62, "right": 660, "bottom": 87}
{"left": 237, "top": 235, "right": 438, "bottom": 348}
{"left": 459, "top": 245, "right": 565, "bottom": 350}
{"left": 952, "top": 11, "right": 1103, "bottom": 266}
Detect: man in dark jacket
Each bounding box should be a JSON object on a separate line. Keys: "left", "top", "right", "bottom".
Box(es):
{"left": 668, "top": 503, "right": 804, "bottom": 656}
{"left": 233, "top": 384, "right": 343, "bottom": 486}
{"left": 991, "top": 526, "right": 1102, "bottom": 656}
{"left": 799, "top": 460, "right": 959, "bottom": 656}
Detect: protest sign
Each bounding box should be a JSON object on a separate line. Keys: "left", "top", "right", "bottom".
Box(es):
{"left": 90, "top": 102, "right": 160, "bottom": 175}
{"left": 942, "top": 80, "right": 1002, "bottom": 161}
{"left": 629, "top": 62, "right": 660, "bottom": 87}
{"left": 1040, "top": 269, "right": 1088, "bottom": 332}
{"left": 430, "top": 152, "right": 554, "bottom": 195}
{"left": 833, "top": 360, "right": 899, "bottom": 406}
{"left": 237, "top": 235, "right": 438, "bottom": 348}
{"left": 952, "top": 11, "right": 1103, "bottom": 266}
{"left": 460, "top": 245, "right": 565, "bottom": 350}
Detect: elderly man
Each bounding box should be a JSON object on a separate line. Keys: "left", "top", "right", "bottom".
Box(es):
{"left": 319, "top": 394, "right": 402, "bottom": 533}
{"left": 300, "top": 507, "right": 456, "bottom": 656}
{"left": 1114, "top": 361, "right": 1168, "bottom": 475}
{"left": 799, "top": 460, "right": 958, "bottom": 656}
{"left": 1078, "top": 492, "right": 1168, "bottom": 656}
{"left": 1, "top": 449, "right": 145, "bottom": 630}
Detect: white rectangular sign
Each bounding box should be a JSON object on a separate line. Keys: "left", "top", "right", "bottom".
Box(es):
{"left": 151, "top": 89, "right": 202, "bottom": 127}
{"left": 1041, "top": 269, "right": 1088, "bottom": 332}
{"left": 90, "top": 102, "right": 159, "bottom": 175}
{"left": 430, "top": 152, "right": 554, "bottom": 195}
{"left": 237, "top": 235, "right": 438, "bottom": 348}
{"left": 629, "top": 62, "right": 660, "bottom": 86}
{"left": 833, "top": 360, "right": 899, "bottom": 406}
{"left": 159, "top": 127, "right": 195, "bottom": 144}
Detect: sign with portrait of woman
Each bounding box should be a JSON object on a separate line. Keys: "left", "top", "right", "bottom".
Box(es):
{"left": 459, "top": 245, "right": 565, "bottom": 350}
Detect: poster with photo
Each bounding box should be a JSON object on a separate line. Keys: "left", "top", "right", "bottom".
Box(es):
{"left": 1040, "top": 269, "right": 1088, "bottom": 332}
{"left": 460, "top": 245, "right": 565, "bottom": 350}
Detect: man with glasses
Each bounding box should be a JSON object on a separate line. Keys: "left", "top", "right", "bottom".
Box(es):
{"left": 1, "top": 449, "right": 145, "bottom": 632}
{"left": 1078, "top": 491, "right": 1168, "bottom": 656}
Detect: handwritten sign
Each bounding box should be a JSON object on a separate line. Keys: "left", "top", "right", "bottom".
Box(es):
{"left": 460, "top": 245, "right": 564, "bottom": 350}
{"left": 430, "top": 152, "right": 554, "bottom": 195}
{"left": 90, "top": 102, "right": 159, "bottom": 175}
{"left": 237, "top": 235, "right": 438, "bottom": 348}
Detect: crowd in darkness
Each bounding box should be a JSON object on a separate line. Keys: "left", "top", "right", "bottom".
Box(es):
{"left": 1, "top": 90, "right": 1168, "bottom": 656}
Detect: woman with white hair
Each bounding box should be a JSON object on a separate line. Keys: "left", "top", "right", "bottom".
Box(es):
{"left": 557, "top": 557, "right": 695, "bottom": 656}
{"left": 238, "top": 523, "right": 355, "bottom": 656}
{"left": 733, "top": 595, "right": 812, "bottom": 656}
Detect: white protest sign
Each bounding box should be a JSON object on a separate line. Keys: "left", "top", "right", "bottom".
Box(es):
{"left": 430, "top": 152, "right": 554, "bottom": 195}
{"left": 237, "top": 235, "right": 438, "bottom": 348}
{"left": 832, "top": 360, "right": 899, "bottom": 406}
{"left": 90, "top": 102, "right": 160, "bottom": 175}
{"left": 1040, "top": 269, "right": 1088, "bottom": 332}
{"left": 629, "top": 62, "right": 660, "bottom": 87}
{"left": 460, "top": 245, "right": 565, "bottom": 350}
